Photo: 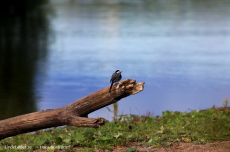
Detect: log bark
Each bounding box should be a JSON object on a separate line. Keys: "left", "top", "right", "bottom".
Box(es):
{"left": 0, "top": 79, "right": 144, "bottom": 140}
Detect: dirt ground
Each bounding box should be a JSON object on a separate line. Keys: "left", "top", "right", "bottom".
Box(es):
{"left": 94, "top": 140, "right": 230, "bottom": 152}
{"left": 35, "top": 140, "right": 230, "bottom": 151}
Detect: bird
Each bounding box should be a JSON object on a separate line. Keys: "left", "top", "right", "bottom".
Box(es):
{"left": 109, "top": 70, "right": 122, "bottom": 92}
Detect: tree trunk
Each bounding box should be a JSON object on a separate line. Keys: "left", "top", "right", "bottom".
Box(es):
{"left": 0, "top": 79, "right": 144, "bottom": 140}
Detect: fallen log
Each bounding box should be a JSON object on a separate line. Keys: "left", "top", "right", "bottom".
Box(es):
{"left": 0, "top": 79, "right": 144, "bottom": 140}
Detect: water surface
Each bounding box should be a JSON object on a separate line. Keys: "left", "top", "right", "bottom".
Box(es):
{"left": 39, "top": 0, "right": 230, "bottom": 120}
{"left": 1, "top": 0, "right": 230, "bottom": 120}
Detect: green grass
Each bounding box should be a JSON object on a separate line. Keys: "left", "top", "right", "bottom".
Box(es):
{"left": 0, "top": 106, "right": 230, "bottom": 151}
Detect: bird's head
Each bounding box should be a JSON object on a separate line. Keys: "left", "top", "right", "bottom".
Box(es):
{"left": 115, "top": 70, "right": 122, "bottom": 73}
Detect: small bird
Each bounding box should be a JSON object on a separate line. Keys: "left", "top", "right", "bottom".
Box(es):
{"left": 109, "top": 70, "right": 122, "bottom": 92}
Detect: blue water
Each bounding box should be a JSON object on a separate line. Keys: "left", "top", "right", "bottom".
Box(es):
{"left": 38, "top": 0, "right": 230, "bottom": 120}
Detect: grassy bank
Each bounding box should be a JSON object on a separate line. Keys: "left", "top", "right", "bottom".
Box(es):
{"left": 0, "top": 106, "right": 230, "bottom": 152}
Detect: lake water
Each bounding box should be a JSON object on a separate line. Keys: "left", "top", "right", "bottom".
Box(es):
{"left": 1, "top": 0, "right": 230, "bottom": 120}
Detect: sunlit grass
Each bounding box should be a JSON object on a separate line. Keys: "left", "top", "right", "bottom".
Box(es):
{"left": 0, "top": 106, "right": 230, "bottom": 151}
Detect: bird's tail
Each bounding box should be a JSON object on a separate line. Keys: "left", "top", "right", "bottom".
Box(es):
{"left": 109, "top": 83, "right": 113, "bottom": 92}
